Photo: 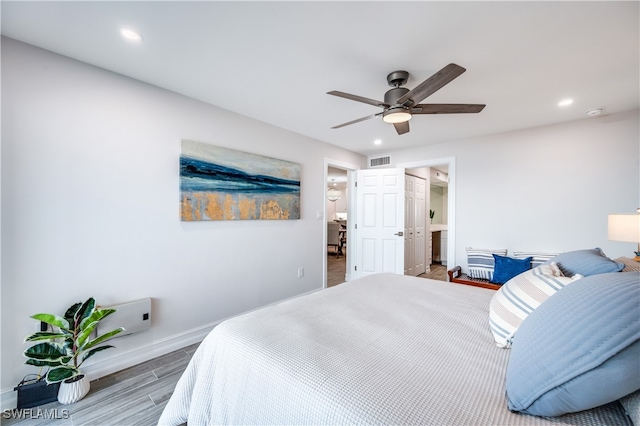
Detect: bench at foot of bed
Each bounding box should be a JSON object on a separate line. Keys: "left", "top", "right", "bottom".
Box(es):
{"left": 447, "top": 266, "right": 501, "bottom": 290}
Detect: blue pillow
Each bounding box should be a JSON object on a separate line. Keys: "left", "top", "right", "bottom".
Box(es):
{"left": 546, "top": 248, "right": 624, "bottom": 277}
{"left": 490, "top": 255, "right": 531, "bottom": 284}
{"left": 506, "top": 271, "right": 640, "bottom": 417}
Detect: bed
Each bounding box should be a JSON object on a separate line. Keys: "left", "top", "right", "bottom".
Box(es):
{"left": 159, "top": 272, "right": 636, "bottom": 425}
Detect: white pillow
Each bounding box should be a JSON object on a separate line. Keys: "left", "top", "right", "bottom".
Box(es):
{"left": 512, "top": 251, "right": 559, "bottom": 268}
{"left": 488, "top": 263, "right": 582, "bottom": 348}
{"left": 465, "top": 247, "right": 508, "bottom": 280}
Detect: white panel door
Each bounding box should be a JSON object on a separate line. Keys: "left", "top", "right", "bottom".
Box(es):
{"left": 414, "top": 176, "right": 426, "bottom": 275}
{"left": 355, "top": 168, "right": 405, "bottom": 278}
{"left": 404, "top": 175, "right": 415, "bottom": 275}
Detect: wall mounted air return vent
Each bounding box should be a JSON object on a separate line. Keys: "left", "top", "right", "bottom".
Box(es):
{"left": 430, "top": 168, "right": 448, "bottom": 183}
{"left": 370, "top": 156, "right": 391, "bottom": 167}
{"left": 430, "top": 168, "right": 449, "bottom": 187}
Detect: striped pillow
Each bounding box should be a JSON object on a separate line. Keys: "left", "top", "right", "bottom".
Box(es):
{"left": 512, "top": 251, "right": 559, "bottom": 269}
{"left": 465, "top": 247, "right": 507, "bottom": 280}
{"left": 488, "top": 263, "right": 582, "bottom": 348}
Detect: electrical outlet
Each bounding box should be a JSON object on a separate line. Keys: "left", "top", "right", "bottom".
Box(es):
{"left": 35, "top": 321, "right": 48, "bottom": 333}
{"left": 297, "top": 267, "right": 304, "bottom": 278}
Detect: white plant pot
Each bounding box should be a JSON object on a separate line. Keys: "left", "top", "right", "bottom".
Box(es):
{"left": 57, "top": 374, "right": 90, "bottom": 405}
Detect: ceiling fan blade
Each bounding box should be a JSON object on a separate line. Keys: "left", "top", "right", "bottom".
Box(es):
{"left": 411, "top": 104, "right": 486, "bottom": 114}
{"left": 331, "top": 113, "right": 380, "bottom": 129}
{"left": 397, "top": 63, "right": 466, "bottom": 106}
{"left": 393, "top": 121, "right": 410, "bottom": 135}
{"left": 327, "top": 91, "right": 389, "bottom": 108}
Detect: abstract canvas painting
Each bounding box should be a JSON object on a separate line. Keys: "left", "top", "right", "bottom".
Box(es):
{"left": 180, "top": 140, "right": 300, "bottom": 221}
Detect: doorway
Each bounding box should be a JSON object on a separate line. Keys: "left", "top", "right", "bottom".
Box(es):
{"left": 324, "top": 158, "right": 359, "bottom": 288}
{"left": 427, "top": 165, "right": 449, "bottom": 281}
{"left": 327, "top": 166, "right": 347, "bottom": 287}
{"left": 323, "top": 157, "right": 455, "bottom": 286}
{"left": 399, "top": 157, "right": 456, "bottom": 274}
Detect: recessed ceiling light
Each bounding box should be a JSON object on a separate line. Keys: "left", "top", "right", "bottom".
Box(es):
{"left": 120, "top": 28, "right": 143, "bottom": 42}
{"left": 374, "top": 139, "right": 382, "bottom": 145}
{"left": 558, "top": 99, "right": 574, "bottom": 107}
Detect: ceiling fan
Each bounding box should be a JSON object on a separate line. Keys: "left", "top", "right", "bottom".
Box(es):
{"left": 327, "top": 63, "right": 485, "bottom": 135}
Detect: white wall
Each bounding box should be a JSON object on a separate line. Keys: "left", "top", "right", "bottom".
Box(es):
{"left": 430, "top": 186, "right": 445, "bottom": 224}
{"left": 0, "top": 37, "right": 366, "bottom": 406}
{"left": 386, "top": 109, "right": 640, "bottom": 269}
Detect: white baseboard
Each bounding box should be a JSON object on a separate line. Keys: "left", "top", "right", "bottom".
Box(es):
{"left": 1, "top": 287, "right": 321, "bottom": 411}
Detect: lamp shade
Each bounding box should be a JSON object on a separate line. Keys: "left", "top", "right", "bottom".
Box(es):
{"left": 608, "top": 214, "right": 640, "bottom": 243}
{"left": 382, "top": 107, "right": 412, "bottom": 124}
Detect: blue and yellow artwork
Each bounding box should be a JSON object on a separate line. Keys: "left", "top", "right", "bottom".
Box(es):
{"left": 180, "top": 140, "right": 300, "bottom": 220}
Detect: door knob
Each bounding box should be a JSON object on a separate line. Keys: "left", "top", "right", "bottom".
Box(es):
{"left": 394, "top": 232, "right": 404, "bottom": 236}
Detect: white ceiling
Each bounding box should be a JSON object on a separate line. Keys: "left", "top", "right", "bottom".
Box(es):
{"left": 2, "top": 1, "right": 638, "bottom": 156}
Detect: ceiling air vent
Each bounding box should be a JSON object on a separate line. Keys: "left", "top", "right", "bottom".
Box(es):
{"left": 370, "top": 156, "right": 391, "bottom": 167}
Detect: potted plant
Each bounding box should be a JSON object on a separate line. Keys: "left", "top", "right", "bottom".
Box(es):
{"left": 429, "top": 209, "right": 435, "bottom": 223}
{"left": 23, "top": 297, "right": 124, "bottom": 404}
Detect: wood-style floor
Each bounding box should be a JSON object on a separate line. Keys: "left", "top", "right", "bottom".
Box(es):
{"left": 3, "top": 343, "right": 199, "bottom": 426}
{"left": 419, "top": 263, "right": 447, "bottom": 281}
{"left": 327, "top": 248, "right": 347, "bottom": 287}
{"left": 327, "top": 249, "right": 447, "bottom": 287}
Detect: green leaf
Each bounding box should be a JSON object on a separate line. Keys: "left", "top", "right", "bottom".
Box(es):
{"left": 30, "top": 313, "right": 69, "bottom": 331}
{"left": 26, "top": 358, "right": 66, "bottom": 367}
{"left": 79, "top": 308, "right": 115, "bottom": 333}
{"left": 46, "top": 366, "right": 79, "bottom": 384}
{"left": 75, "top": 298, "right": 95, "bottom": 325}
{"left": 63, "top": 302, "right": 82, "bottom": 325}
{"left": 24, "top": 342, "right": 72, "bottom": 367}
{"left": 24, "top": 331, "right": 68, "bottom": 342}
{"left": 24, "top": 342, "right": 70, "bottom": 361}
{"left": 83, "top": 327, "right": 124, "bottom": 352}
{"left": 61, "top": 337, "right": 74, "bottom": 352}
{"left": 79, "top": 345, "right": 115, "bottom": 366}
{"left": 76, "top": 321, "right": 99, "bottom": 349}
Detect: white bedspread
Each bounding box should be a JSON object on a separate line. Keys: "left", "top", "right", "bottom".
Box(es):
{"left": 159, "top": 273, "right": 629, "bottom": 425}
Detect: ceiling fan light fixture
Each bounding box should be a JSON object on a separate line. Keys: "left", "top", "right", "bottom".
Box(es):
{"left": 328, "top": 64, "right": 483, "bottom": 135}
{"left": 382, "top": 107, "right": 412, "bottom": 124}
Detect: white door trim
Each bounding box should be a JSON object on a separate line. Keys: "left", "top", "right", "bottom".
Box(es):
{"left": 397, "top": 157, "right": 456, "bottom": 268}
